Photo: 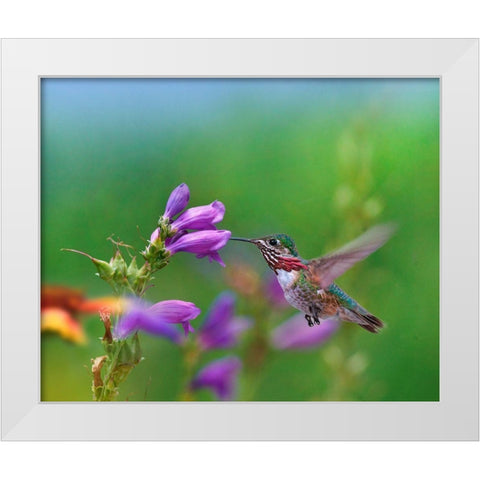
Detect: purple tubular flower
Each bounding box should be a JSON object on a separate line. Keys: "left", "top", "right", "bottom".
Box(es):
{"left": 165, "top": 229, "right": 188, "bottom": 247}
{"left": 114, "top": 302, "right": 182, "bottom": 343}
{"left": 171, "top": 200, "right": 225, "bottom": 232}
{"left": 198, "top": 292, "right": 251, "bottom": 350}
{"left": 148, "top": 300, "right": 201, "bottom": 336}
{"left": 166, "top": 229, "right": 231, "bottom": 267}
{"left": 270, "top": 314, "right": 339, "bottom": 350}
{"left": 163, "top": 183, "right": 190, "bottom": 219}
{"left": 114, "top": 299, "right": 200, "bottom": 341}
{"left": 191, "top": 356, "right": 242, "bottom": 400}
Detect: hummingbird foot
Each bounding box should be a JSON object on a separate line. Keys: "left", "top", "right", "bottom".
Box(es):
{"left": 304, "top": 314, "right": 314, "bottom": 327}
{"left": 308, "top": 306, "right": 321, "bottom": 326}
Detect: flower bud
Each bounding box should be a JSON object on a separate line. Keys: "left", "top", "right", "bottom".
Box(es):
{"left": 163, "top": 183, "right": 190, "bottom": 220}
{"left": 111, "top": 251, "right": 128, "bottom": 283}
{"left": 150, "top": 227, "right": 161, "bottom": 244}
{"left": 126, "top": 257, "right": 139, "bottom": 283}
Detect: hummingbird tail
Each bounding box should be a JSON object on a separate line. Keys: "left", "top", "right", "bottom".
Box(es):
{"left": 357, "top": 313, "right": 384, "bottom": 333}
{"left": 341, "top": 308, "right": 384, "bottom": 333}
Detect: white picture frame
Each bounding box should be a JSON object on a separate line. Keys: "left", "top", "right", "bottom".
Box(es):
{"left": 1, "top": 38, "right": 478, "bottom": 440}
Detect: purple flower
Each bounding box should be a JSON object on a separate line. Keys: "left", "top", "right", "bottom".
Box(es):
{"left": 163, "top": 183, "right": 190, "bottom": 220}
{"left": 114, "top": 299, "right": 201, "bottom": 341}
{"left": 171, "top": 200, "right": 225, "bottom": 232}
{"left": 154, "top": 184, "right": 231, "bottom": 267}
{"left": 166, "top": 230, "right": 231, "bottom": 267}
{"left": 198, "top": 292, "right": 251, "bottom": 350}
{"left": 148, "top": 300, "right": 201, "bottom": 335}
{"left": 191, "top": 356, "right": 241, "bottom": 400}
{"left": 270, "top": 314, "right": 339, "bottom": 350}
{"left": 165, "top": 229, "right": 188, "bottom": 247}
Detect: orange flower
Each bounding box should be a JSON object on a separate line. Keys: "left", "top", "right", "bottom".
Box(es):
{"left": 41, "top": 285, "right": 123, "bottom": 344}
{"left": 41, "top": 307, "right": 87, "bottom": 344}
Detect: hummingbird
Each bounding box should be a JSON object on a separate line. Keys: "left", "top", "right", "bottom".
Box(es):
{"left": 230, "top": 224, "right": 395, "bottom": 333}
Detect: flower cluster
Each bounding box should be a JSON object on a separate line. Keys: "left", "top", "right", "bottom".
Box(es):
{"left": 111, "top": 291, "right": 247, "bottom": 400}
{"left": 146, "top": 183, "right": 231, "bottom": 267}
{"left": 187, "top": 292, "right": 249, "bottom": 400}
{"left": 60, "top": 183, "right": 234, "bottom": 401}
{"left": 63, "top": 183, "right": 231, "bottom": 298}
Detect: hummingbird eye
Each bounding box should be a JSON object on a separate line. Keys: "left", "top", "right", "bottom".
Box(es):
{"left": 268, "top": 238, "right": 278, "bottom": 246}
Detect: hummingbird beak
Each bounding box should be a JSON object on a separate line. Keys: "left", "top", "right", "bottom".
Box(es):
{"left": 230, "top": 237, "right": 254, "bottom": 243}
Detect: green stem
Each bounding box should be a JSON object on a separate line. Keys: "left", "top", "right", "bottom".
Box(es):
{"left": 241, "top": 302, "right": 274, "bottom": 400}
{"left": 179, "top": 340, "right": 201, "bottom": 400}
{"left": 98, "top": 340, "right": 124, "bottom": 401}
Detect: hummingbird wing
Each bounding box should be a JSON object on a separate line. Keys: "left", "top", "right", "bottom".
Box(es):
{"left": 307, "top": 223, "right": 396, "bottom": 289}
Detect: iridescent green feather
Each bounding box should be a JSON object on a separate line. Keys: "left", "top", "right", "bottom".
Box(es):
{"left": 327, "top": 283, "right": 366, "bottom": 313}
{"left": 276, "top": 234, "right": 299, "bottom": 257}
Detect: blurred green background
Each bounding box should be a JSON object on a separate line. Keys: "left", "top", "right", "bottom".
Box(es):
{"left": 41, "top": 78, "right": 439, "bottom": 401}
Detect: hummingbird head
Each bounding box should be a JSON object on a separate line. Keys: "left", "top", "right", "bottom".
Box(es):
{"left": 230, "top": 234, "right": 306, "bottom": 273}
